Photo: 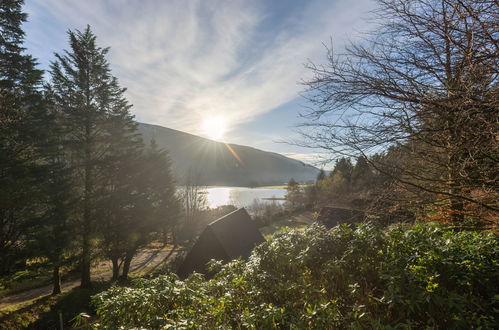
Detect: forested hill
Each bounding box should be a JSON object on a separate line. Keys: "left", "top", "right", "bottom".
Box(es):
{"left": 138, "top": 123, "right": 320, "bottom": 186}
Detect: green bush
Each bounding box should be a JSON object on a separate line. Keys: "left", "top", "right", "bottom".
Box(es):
{"left": 93, "top": 223, "right": 498, "bottom": 329}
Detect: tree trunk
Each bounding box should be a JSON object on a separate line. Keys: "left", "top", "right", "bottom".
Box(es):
{"left": 448, "top": 178, "right": 465, "bottom": 223}
{"left": 111, "top": 257, "right": 120, "bottom": 281}
{"left": 80, "top": 224, "right": 92, "bottom": 288}
{"left": 80, "top": 118, "right": 93, "bottom": 289}
{"left": 172, "top": 228, "right": 178, "bottom": 246}
{"left": 52, "top": 265, "right": 61, "bottom": 295}
{"left": 120, "top": 252, "right": 134, "bottom": 281}
{"left": 80, "top": 249, "right": 91, "bottom": 288}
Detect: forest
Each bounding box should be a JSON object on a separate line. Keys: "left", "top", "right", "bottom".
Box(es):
{"left": 1, "top": 0, "right": 497, "bottom": 328}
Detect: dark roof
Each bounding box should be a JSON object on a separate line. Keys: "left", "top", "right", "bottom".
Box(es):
{"left": 177, "top": 208, "right": 265, "bottom": 278}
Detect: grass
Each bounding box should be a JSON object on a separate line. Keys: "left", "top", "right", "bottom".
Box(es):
{"left": 0, "top": 276, "right": 50, "bottom": 299}
{"left": 259, "top": 216, "right": 310, "bottom": 239}
{"left": 0, "top": 281, "right": 112, "bottom": 329}
{"left": 0, "top": 266, "right": 56, "bottom": 299}
{"left": 0, "top": 241, "right": 177, "bottom": 328}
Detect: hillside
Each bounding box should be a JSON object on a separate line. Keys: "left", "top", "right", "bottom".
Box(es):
{"left": 138, "top": 123, "right": 320, "bottom": 186}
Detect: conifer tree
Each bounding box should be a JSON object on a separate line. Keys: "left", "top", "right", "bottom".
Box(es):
{"left": 0, "top": 0, "right": 49, "bottom": 273}
{"left": 48, "top": 26, "right": 133, "bottom": 287}
{"left": 118, "top": 141, "right": 180, "bottom": 280}
{"left": 316, "top": 169, "right": 326, "bottom": 183}
{"left": 32, "top": 152, "right": 74, "bottom": 294}
{"left": 98, "top": 99, "right": 144, "bottom": 280}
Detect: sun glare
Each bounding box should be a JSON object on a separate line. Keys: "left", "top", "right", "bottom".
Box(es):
{"left": 202, "top": 117, "right": 226, "bottom": 141}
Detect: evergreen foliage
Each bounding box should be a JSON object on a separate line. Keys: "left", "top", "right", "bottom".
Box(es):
{"left": 47, "top": 26, "right": 126, "bottom": 287}
{"left": 0, "top": 0, "right": 52, "bottom": 274}
{"left": 47, "top": 26, "right": 180, "bottom": 286}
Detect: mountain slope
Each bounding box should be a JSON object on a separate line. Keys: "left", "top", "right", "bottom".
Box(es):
{"left": 138, "top": 123, "right": 320, "bottom": 186}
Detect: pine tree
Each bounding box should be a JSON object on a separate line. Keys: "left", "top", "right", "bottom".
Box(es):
{"left": 32, "top": 153, "right": 74, "bottom": 294}
{"left": 0, "top": 0, "right": 49, "bottom": 274}
{"left": 98, "top": 96, "right": 144, "bottom": 281}
{"left": 109, "top": 141, "right": 180, "bottom": 281}
{"left": 316, "top": 169, "right": 326, "bottom": 183}
{"left": 351, "top": 156, "right": 372, "bottom": 192}
{"left": 118, "top": 141, "right": 181, "bottom": 279}
{"left": 330, "top": 158, "right": 353, "bottom": 183}
{"left": 48, "top": 26, "right": 132, "bottom": 287}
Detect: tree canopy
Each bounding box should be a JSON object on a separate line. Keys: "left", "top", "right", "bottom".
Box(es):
{"left": 301, "top": 0, "right": 498, "bottom": 222}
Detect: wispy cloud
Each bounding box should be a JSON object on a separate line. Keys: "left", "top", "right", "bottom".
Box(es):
{"left": 24, "top": 0, "right": 374, "bottom": 137}
{"left": 282, "top": 152, "right": 335, "bottom": 170}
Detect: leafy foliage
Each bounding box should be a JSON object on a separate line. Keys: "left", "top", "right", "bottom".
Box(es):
{"left": 93, "top": 223, "right": 498, "bottom": 328}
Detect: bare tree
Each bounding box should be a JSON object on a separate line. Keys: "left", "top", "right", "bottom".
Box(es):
{"left": 300, "top": 0, "right": 498, "bottom": 222}
{"left": 179, "top": 169, "right": 208, "bottom": 239}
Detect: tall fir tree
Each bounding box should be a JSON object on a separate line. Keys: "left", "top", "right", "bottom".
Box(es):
{"left": 0, "top": 0, "right": 50, "bottom": 274}
{"left": 47, "top": 26, "right": 134, "bottom": 287}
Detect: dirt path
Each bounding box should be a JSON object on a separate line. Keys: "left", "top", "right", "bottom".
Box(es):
{"left": 0, "top": 245, "right": 178, "bottom": 310}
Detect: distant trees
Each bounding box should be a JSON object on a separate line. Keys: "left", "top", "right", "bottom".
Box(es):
{"left": 302, "top": 0, "right": 498, "bottom": 222}
{"left": 309, "top": 155, "right": 394, "bottom": 212}
{"left": 286, "top": 178, "right": 305, "bottom": 209}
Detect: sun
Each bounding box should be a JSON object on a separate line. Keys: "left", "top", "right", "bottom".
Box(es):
{"left": 202, "top": 117, "right": 226, "bottom": 141}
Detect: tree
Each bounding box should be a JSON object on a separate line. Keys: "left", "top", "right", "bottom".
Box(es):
{"left": 179, "top": 169, "right": 208, "bottom": 241}
{"left": 301, "top": 0, "right": 498, "bottom": 222}
{"left": 0, "top": 0, "right": 49, "bottom": 274}
{"left": 316, "top": 169, "right": 326, "bottom": 183}
{"left": 351, "top": 156, "right": 372, "bottom": 191}
{"left": 97, "top": 99, "right": 144, "bottom": 281}
{"left": 124, "top": 142, "right": 180, "bottom": 279}
{"left": 101, "top": 140, "right": 180, "bottom": 281}
{"left": 32, "top": 152, "right": 75, "bottom": 294}
{"left": 286, "top": 178, "right": 304, "bottom": 209}
{"left": 47, "top": 26, "right": 134, "bottom": 287}
{"left": 330, "top": 158, "right": 353, "bottom": 183}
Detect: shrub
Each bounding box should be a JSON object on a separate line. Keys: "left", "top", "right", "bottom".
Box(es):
{"left": 93, "top": 223, "right": 498, "bottom": 329}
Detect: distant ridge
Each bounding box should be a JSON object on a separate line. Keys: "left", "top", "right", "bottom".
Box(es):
{"left": 138, "top": 122, "right": 320, "bottom": 186}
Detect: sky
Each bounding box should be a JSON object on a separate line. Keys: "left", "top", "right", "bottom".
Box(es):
{"left": 22, "top": 0, "right": 375, "bottom": 168}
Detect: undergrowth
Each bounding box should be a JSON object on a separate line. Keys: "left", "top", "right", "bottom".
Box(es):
{"left": 93, "top": 222, "right": 499, "bottom": 329}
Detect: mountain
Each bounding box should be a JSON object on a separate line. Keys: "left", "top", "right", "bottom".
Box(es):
{"left": 138, "top": 123, "right": 320, "bottom": 186}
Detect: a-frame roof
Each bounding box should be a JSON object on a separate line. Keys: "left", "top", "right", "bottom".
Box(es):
{"left": 177, "top": 208, "right": 265, "bottom": 278}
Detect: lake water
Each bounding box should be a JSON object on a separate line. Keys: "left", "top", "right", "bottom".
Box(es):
{"left": 205, "top": 187, "right": 287, "bottom": 209}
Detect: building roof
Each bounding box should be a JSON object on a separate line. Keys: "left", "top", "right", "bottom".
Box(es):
{"left": 177, "top": 208, "right": 265, "bottom": 278}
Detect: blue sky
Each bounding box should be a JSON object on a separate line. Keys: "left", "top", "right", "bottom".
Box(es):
{"left": 22, "top": 0, "right": 374, "bottom": 168}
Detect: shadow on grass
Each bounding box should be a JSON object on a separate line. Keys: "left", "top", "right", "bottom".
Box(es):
{"left": 260, "top": 218, "right": 310, "bottom": 238}
{"left": 33, "top": 281, "right": 112, "bottom": 329}
{"left": 0, "top": 281, "right": 112, "bottom": 329}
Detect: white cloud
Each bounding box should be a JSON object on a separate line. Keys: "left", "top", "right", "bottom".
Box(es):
{"left": 282, "top": 152, "right": 335, "bottom": 170}
{"left": 24, "top": 0, "right": 374, "bottom": 138}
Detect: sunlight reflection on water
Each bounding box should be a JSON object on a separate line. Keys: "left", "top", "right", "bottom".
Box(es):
{"left": 206, "top": 187, "right": 286, "bottom": 209}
